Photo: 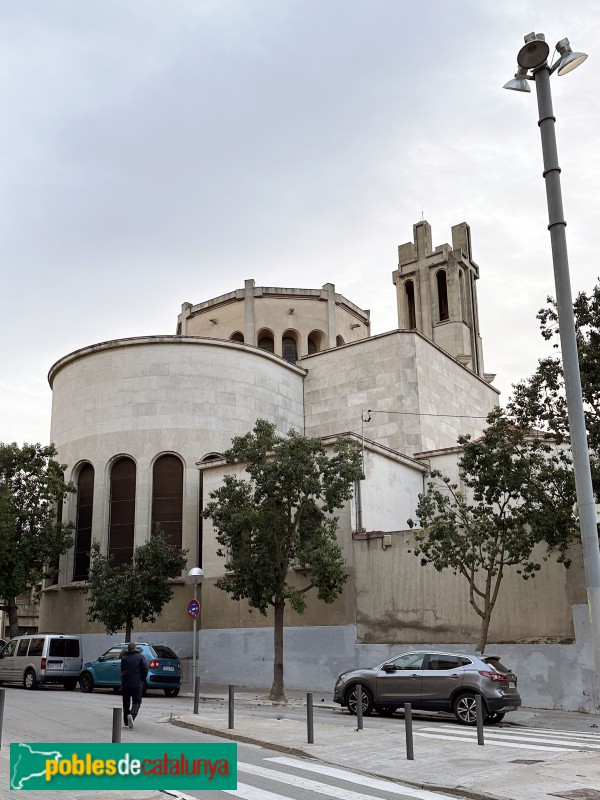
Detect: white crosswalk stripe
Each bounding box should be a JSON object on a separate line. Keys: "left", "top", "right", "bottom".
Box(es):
{"left": 267, "top": 757, "right": 456, "bottom": 799}
{"left": 414, "top": 724, "right": 600, "bottom": 752}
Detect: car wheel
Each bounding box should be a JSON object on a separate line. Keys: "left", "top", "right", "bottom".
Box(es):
{"left": 484, "top": 712, "right": 505, "bottom": 725}
{"left": 23, "top": 669, "right": 38, "bottom": 690}
{"left": 164, "top": 688, "right": 180, "bottom": 697}
{"left": 63, "top": 679, "right": 77, "bottom": 691}
{"left": 79, "top": 672, "right": 94, "bottom": 693}
{"left": 374, "top": 705, "right": 397, "bottom": 716}
{"left": 453, "top": 692, "right": 484, "bottom": 725}
{"left": 345, "top": 685, "right": 374, "bottom": 716}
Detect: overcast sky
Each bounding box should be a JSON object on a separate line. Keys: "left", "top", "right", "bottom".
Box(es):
{"left": 1, "top": 0, "right": 599, "bottom": 446}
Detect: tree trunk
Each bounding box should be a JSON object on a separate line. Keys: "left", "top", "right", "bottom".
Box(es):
{"left": 269, "top": 599, "right": 286, "bottom": 702}
{"left": 125, "top": 619, "right": 133, "bottom": 643}
{"left": 476, "top": 610, "right": 492, "bottom": 653}
{"left": 8, "top": 598, "right": 19, "bottom": 639}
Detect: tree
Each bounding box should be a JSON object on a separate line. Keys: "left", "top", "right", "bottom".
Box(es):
{"left": 203, "top": 419, "right": 363, "bottom": 702}
{"left": 86, "top": 528, "right": 187, "bottom": 642}
{"left": 0, "top": 443, "right": 75, "bottom": 638}
{"left": 408, "top": 408, "right": 578, "bottom": 652}
{"left": 508, "top": 283, "right": 600, "bottom": 498}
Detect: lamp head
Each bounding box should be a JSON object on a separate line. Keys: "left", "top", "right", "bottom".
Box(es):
{"left": 517, "top": 32, "right": 550, "bottom": 70}
{"left": 186, "top": 566, "right": 205, "bottom": 584}
{"left": 503, "top": 66, "right": 531, "bottom": 93}
{"left": 555, "top": 37, "right": 588, "bottom": 75}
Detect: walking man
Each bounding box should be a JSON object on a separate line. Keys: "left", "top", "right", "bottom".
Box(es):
{"left": 121, "top": 642, "right": 148, "bottom": 729}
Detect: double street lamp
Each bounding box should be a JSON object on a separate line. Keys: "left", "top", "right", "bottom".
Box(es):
{"left": 505, "top": 33, "right": 600, "bottom": 709}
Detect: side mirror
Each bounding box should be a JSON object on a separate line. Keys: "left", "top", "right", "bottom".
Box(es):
{"left": 382, "top": 663, "right": 397, "bottom": 672}
{"left": 98, "top": 656, "right": 105, "bottom": 662}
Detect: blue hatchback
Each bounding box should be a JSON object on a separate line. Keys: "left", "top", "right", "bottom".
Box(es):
{"left": 79, "top": 642, "right": 181, "bottom": 697}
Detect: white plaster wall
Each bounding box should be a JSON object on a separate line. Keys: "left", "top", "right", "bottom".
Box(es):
{"left": 360, "top": 450, "right": 425, "bottom": 533}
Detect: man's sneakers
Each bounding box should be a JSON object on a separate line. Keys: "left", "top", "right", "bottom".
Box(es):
{"left": 127, "top": 714, "right": 134, "bottom": 729}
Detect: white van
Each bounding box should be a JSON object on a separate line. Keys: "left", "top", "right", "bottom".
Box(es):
{"left": 0, "top": 634, "right": 82, "bottom": 690}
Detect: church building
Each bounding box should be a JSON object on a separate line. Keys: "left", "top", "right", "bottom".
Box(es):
{"left": 40, "top": 221, "right": 592, "bottom": 711}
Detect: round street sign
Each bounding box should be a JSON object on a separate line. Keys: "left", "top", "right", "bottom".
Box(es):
{"left": 187, "top": 599, "right": 200, "bottom": 619}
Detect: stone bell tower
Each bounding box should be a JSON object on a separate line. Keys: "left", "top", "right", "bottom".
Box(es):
{"left": 392, "top": 220, "right": 493, "bottom": 381}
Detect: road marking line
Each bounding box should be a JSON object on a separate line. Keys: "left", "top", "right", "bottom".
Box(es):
{"left": 267, "top": 756, "right": 463, "bottom": 799}
{"left": 417, "top": 727, "right": 600, "bottom": 748}
{"left": 414, "top": 732, "right": 575, "bottom": 751}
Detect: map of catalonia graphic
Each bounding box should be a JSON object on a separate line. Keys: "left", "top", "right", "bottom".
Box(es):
{"left": 11, "top": 743, "right": 63, "bottom": 789}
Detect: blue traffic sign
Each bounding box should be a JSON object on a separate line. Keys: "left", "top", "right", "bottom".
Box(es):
{"left": 187, "top": 599, "right": 200, "bottom": 619}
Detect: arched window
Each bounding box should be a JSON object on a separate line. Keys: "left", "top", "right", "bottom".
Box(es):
{"left": 437, "top": 270, "right": 449, "bottom": 321}
{"left": 282, "top": 333, "right": 298, "bottom": 362}
{"left": 308, "top": 330, "right": 324, "bottom": 354}
{"left": 108, "top": 457, "right": 136, "bottom": 567}
{"left": 405, "top": 280, "right": 417, "bottom": 329}
{"left": 152, "top": 455, "right": 183, "bottom": 549}
{"left": 257, "top": 331, "right": 274, "bottom": 353}
{"left": 230, "top": 331, "right": 244, "bottom": 343}
{"left": 336, "top": 335, "right": 345, "bottom": 347}
{"left": 73, "top": 464, "right": 94, "bottom": 581}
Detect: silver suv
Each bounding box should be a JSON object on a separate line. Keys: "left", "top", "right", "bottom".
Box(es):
{"left": 333, "top": 650, "right": 521, "bottom": 725}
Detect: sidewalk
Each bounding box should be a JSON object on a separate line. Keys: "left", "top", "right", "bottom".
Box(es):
{"left": 171, "top": 685, "right": 600, "bottom": 800}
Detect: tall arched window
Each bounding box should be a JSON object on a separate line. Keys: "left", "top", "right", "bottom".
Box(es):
{"left": 108, "top": 457, "right": 136, "bottom": 567}
{"left": 257, "top": 331, "right": 274, "bottom": 353}
{"left": 336, "top": 335, "right": 345, "bottom": 346}
{"left": 73, "top": 464, "right": 94, "bottom": 581}
{"left": 282, "top": 335, "right": 298, "bottom": 362}
{"left": 437, "top": 270, "right": 449, "bottom": 321}
{"left": 405, "top": 280, "right": 417, "bottom": 329}
{"left": 152, "top": 455, "right": 183, "bottom": 549}
{"left": 308, "top": 330, "right": 324, "bottom": 354}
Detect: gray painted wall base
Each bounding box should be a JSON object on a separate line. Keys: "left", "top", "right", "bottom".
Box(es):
{"left": 79, "top": 606, "right": 595, "bottom": 713}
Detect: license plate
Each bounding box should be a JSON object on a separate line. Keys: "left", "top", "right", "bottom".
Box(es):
{"left": 163, "top": 666, "right": 175, "bottom": 672}
{"left": 508, "top": 681, "right": 516, "bottom": 688}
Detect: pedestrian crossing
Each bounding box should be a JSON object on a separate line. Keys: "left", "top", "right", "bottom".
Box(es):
{"left": 163, "top": 755, "right": 461, "bottom": 800}
{"left": 414, "top": 723, "right": 600, "bottom": 752}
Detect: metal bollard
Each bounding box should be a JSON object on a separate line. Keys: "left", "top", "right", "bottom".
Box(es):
{"left": 307, "top": 692, "right": 314, "bottom": 744}
{"left": 228, "top": 685, "right": 235, "bottom": 730}
{"left": 112, "top": 708, "right": 121, "bottom": 743}
{"left": 0, "top": 688, "right": 5, "bottom": 749}
{"left": 475, "top": 695, "right": 485, "bottom": 745}
{"left": 193, "top": 676, "right": 201, "bottom": 715}
{"left": 404, "top": 702, "right": 414, "bottom": 760}
{"left": 356, "top": 684, "right": 363, "bottom": 730}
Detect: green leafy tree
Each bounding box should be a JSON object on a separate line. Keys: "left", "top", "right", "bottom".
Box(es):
{"left": 508, "top": 283, "right": 600, "bottom": 498}
{"left": 86, "top": 528, "right": 187, "bottom": 642}
{"left": 0, "top": 443, "right": 75, "bottom": 638}
{"left": 203, "top": 419, "right": 363, "bottom": 702}
{"left": 408, "top": 408, "right": 577, "bottom": 652}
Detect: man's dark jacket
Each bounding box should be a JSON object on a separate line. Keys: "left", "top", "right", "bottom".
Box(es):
{"left": 120, "top": 649, "right": 148, "bottom": 690}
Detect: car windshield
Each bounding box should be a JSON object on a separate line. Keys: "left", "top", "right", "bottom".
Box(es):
{"left": 151, "top": 645, "right": 178, "bottom": 660}
{"left": 483, "top": 656, "right": 510, "bottom": 673}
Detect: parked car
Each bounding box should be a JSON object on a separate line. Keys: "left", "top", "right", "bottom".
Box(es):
{"left": 333, "top": 650, "right": 521, "bottom": 725}
{"left": 0, "top": 634, "right": 82, "bottom": 690}
{"left": 0, "top": 639, "right": 6, "bottom": 652}
{"left": 79, "top": 643, "right": 181, "bottom": 697}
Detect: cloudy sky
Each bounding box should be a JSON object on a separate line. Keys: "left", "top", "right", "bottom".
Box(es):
{"left": 1, "top": 0, "right": 599, "bottom": 445}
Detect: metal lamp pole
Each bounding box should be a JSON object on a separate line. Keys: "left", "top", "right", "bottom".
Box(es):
{"left": 186, "top": 567, "right": 204, "bottom": 691}
{"left": 505, "top": 33, "right": 600, "bottom": 709}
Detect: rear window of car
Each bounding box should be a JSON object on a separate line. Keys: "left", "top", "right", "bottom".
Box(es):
{"left": 151, "top": 645, "right": 178, "bottom": 660}
{"left": 483, "top": 656, "right": 510, "bottom": 673}
{"left": 49, "top": 638, "right": 80, "bottom": 657}
{"left": 17, "top": 639, "right": 30, "bottom": 656}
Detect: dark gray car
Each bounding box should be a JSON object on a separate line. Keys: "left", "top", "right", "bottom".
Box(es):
{"left": 333, "top": 650, "right": 521, "bottom": 725}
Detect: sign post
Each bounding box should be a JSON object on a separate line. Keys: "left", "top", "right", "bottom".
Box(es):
{"left": 185, "top": 568, "right": 204, "bottom": 695}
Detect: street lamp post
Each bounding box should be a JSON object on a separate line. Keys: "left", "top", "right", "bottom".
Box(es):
{"left": 505, "top": 33, "right": 600, "bottom": 710}
{"left": 186, "top": 567, "right": 204, "bottom": 691}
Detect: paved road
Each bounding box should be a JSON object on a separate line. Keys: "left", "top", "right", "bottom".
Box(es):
{"left": 0, "top": 685, "right": 472, "bottom": 800}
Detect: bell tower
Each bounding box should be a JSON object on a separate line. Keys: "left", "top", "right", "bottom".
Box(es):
{"left": 392, "top": 220, "right": 493, "bottom": 381}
